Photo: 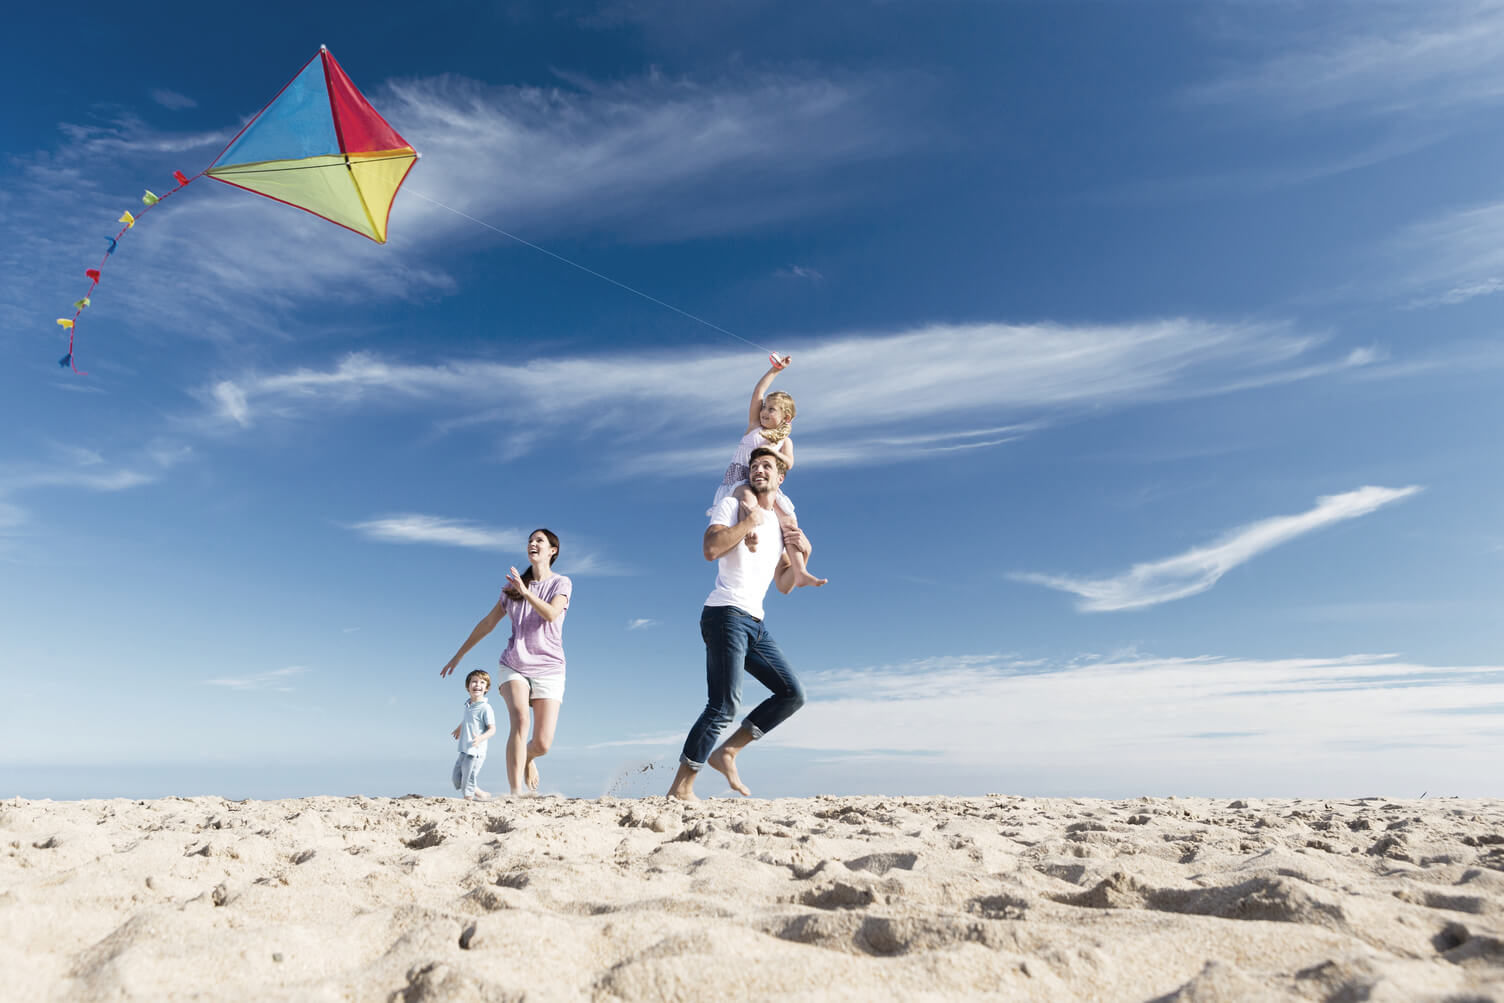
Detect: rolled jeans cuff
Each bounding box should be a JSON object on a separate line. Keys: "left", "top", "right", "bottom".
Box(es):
{"left": 742, "top": 719, "right": 766, "bottom": 740}
{"left": 679, "top": 753, "right": 704, "bottom": 771}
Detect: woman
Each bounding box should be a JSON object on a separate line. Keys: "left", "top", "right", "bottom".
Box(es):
{"left": 441, "top": 528, "right": 571, "bottom": 796}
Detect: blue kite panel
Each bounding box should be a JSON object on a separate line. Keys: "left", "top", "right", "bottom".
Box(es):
{"left": 215, "top": 57, "right": 341, "bottom": 167}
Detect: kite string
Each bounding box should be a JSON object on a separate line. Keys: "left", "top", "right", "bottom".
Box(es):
{"left": 404, "top": 188, "right": 775, "bottom": 356}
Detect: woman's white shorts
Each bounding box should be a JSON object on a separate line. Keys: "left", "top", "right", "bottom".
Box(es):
{"left": 494, "top": 666, "right": 565, "bottom": 702}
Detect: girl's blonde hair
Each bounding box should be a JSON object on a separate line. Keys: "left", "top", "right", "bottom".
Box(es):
{"left": 760, "top": 391, "right": 796, "bottom": 445}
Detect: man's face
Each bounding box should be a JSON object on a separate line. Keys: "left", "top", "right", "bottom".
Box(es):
{"left": 748, "top": 455, "right": 785, "bottom": 493}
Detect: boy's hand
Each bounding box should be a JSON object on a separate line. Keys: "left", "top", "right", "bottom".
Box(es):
{"left": 451, "top": 726, "right": 461, "bottom": 739}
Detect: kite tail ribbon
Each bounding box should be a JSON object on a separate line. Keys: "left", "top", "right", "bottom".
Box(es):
{"left": 53, "top": 168, "right": 202, "bottom": 374}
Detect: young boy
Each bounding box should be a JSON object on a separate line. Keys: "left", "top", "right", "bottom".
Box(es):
{"left": 451, "top": 669, "right": 497, "bottom": 800}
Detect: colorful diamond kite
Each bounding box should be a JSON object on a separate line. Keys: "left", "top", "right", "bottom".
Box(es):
{"left": 55, "top": 46, "right": 418, "bottom": 373}
{"left": 205, "top": 46, "right": 417, "bottom": 244}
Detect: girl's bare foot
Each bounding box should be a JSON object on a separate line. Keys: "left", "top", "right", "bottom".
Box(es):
{"left": 793, "top": 570, "right": 827, "bottom": 588}
{"left": 707, "top": 747, "right": 751, "bottom": 796}
{"left": 525, "top": 760, "right": 540, "bottom": 791}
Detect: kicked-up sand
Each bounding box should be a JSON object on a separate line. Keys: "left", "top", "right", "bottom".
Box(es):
{"left": 2, "top": 792, "right": 1502, "bottom": 1001}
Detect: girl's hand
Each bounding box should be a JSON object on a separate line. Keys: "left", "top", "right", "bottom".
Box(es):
{"left": 769, "top": 353, "right": 791, "bottom": 370}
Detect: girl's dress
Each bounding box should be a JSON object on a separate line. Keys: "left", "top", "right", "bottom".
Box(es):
{"left": 708, "top": 427, "right": 796, "bottom": 517}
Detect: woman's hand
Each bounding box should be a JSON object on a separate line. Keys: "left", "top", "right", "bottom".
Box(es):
{"left": 506, "top": 566, "right": 529, "bottom": 596}
{"left": 440, "top": 657, "right": 460, "bottom": 677}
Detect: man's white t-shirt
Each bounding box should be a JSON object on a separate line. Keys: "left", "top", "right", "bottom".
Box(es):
{"left": 704, "top": 494, "right": 784, "bottom": 620}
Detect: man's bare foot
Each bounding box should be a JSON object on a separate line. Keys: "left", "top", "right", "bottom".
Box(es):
{"left": 666, "top": 763, "right": 700, "bottom": 801}
{"left": 525, "top": 760, "right": 540, "bottom": 792}
{"left": 708, "top": 747, "right": 751, "bottom": 796}
{"left": 794, "top": 570, "right": 828, "bottom": 588}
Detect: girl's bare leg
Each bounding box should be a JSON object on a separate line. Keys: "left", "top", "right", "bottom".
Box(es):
{"left": 524, "top": 698, "right": 560, "bottom": 792}
{"left": 499, "top": 680, "right": 532, "bottom": 795}
{"left": 777, "top": 507, "right": 826, "bottom": 587}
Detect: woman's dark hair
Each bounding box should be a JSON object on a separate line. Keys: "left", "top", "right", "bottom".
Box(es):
{"left": 504, "top": 528, "right": 560, "bottom": 600}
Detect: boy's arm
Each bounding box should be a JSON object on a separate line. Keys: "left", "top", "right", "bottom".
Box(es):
{"left": 745, "top": 364, "right": 783, "bottom": 431}
{"left": 470, "top": 709, "right": 497, "bottom": 748}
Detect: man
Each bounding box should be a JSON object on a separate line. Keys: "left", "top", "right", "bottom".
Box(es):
{"left": 667, "top": 447, "right": 814, "bottom": 801}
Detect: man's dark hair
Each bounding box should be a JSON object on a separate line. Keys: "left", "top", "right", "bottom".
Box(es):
{"left": 749, "top": 446, "right": 788, "bottom": 476}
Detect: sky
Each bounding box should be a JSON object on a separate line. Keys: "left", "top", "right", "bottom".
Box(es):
{"left": 2, "top": 0, "right": 1501, "bottom": 801}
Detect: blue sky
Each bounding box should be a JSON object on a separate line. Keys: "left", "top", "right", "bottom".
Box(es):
{"left": 3, "top": 1, "right": 1501, "bottom": 800}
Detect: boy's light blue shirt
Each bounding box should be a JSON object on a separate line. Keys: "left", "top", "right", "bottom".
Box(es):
{"left": 459, "top": 697, "right": 495, "bottom": 755}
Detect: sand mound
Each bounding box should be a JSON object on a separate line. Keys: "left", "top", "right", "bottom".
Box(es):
{"left": 2, "top": 794, "right": 1502, "bottom": 1000}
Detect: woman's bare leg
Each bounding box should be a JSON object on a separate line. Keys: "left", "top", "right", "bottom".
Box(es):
{"left": 499, "top": 680, "right": 532, "bottom": 795}
{"left": 524, "top": 698, "right": 560, "bottom": 792}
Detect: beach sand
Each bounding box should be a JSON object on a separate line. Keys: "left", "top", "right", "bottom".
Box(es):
{"left": 2, "top": 792, "right": 1501, "bottom": 1001}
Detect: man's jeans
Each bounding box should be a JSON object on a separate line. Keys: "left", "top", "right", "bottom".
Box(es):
{"left": 680, "top": 605, "right": 805, "bottom": 769}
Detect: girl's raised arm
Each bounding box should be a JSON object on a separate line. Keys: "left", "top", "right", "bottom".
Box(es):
{"left": 745, "top": 359, "right": 789, "bottom": 432}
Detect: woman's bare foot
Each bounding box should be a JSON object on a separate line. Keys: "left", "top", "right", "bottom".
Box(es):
{"left": 708, "top": 747, "right": 751, "bottom": 796}
{"left": 525, "top": 760, "right": 540, "bottom": 792}
{"left": 793, "top": 569, "right": 827, "bottom": 588}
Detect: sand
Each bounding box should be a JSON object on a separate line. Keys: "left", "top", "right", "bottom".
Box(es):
{"left": 2, "top": 792, "right": 1502, "bottom": 1001}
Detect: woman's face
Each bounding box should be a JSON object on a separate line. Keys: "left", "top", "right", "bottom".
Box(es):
{"left": 527, "top": 531, "right": 558, "bottom": 565}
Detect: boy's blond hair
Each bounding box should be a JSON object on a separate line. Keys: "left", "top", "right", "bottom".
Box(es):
{"left": 464, "top": 669, "right": 491, "bottom": 691}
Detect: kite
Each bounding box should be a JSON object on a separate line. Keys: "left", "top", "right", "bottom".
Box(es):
{"left": 55, "top": 46, "right": 419, "bottom": 373}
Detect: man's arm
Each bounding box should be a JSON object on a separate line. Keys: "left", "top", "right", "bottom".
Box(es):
{"left": 703, "top": 506, "right": 769, "bottom": 561}
{"left": 773, "top": 526, "right": 812, "bottom": 594}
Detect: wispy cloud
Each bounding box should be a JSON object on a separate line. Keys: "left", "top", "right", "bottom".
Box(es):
{"left": 1189, "top": 6, "right": 1504, "bottom": 119}
{"left": 0, "top": 439, "right": 197, "bottom": 547}
{"left": 770, "top": 651, "right": 1504, "bottom": 793}
{"left": 150, "top": 88, "right": 197, "bottom": 111}
{"left": 345, "top": 514, "right": 527, "bottom": 552}
{"left": 585, "top": 732, "right": 682, "bottom": 749}
{"left": 1394, "top": 201, "right": 1504, "bottom": 308}
{"left": 1015, "top": 485, "right": 1423, "bottom": 612}
{"left": 775, "top": 265, "right": 823, "bottom": 281}
{"left": 198, "top": 318, "right": 1372, "bottom": 471}
{"left": 627, "top": 618, "right": 658, "bottom": 630}
{"left": 203, "top": 666, "right": 308, "bottom": 691}
{"left": 345, "top": 513, "right": 622, "bottom": 574}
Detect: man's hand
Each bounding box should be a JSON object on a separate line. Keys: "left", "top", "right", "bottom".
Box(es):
{"left": 782, "top": 525, "right": 810, "bottom": 557}
{"left": 740, "top": 500, "right": 764, "bottom": 551}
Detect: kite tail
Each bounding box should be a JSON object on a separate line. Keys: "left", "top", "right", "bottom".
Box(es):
{"left": 55, "top": 169, "right": 202, "bottom": 374}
